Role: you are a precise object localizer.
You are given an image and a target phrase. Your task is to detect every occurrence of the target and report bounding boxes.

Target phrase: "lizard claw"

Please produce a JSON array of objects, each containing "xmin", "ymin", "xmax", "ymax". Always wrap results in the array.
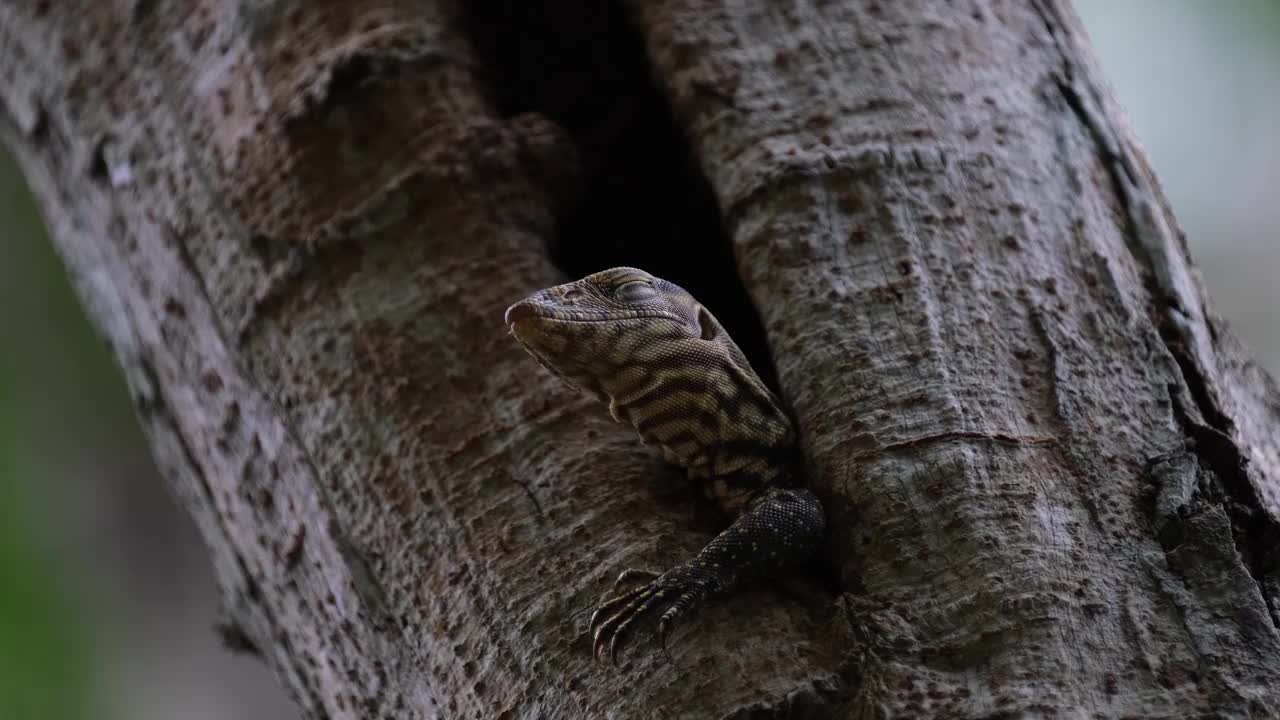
[
  {"xmin": 657, "ymin": 591, "xmax": 696, "ymax": 659},
  {"xmin": 588, "ymin": 566, "xmax": 709, "ymax": 664},
  {"xmin": 571, "ymin": 571, "xmax": 657, "ymax": 626},
  {"xmin": 611, "ymin": 568, "xmax": 660, "ymax": 591}
]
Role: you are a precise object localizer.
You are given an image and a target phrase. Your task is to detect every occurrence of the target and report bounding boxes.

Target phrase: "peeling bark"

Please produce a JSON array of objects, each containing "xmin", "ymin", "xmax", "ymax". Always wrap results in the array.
[{"xmin": 2, "ymin": 1, "xmax": 1278, "ymax": 718}]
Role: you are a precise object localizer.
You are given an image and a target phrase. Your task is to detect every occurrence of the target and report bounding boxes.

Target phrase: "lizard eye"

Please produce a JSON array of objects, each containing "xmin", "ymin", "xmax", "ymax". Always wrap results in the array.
[{"xmin": 614, "ymin": 280, "xmax": 657, "ymax": 304}]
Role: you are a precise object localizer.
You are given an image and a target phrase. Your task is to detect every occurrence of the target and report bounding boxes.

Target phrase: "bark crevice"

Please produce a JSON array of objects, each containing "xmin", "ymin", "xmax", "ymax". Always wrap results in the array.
[{"xmin": 1039, "ymin": 0, "xmax": 1280, "ymax": 632}]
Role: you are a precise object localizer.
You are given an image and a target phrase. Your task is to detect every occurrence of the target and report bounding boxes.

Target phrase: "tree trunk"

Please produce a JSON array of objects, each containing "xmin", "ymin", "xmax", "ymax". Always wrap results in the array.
[{"xmin": 3, "ymin": 0, "xmax": 1277, "ymax": 717}]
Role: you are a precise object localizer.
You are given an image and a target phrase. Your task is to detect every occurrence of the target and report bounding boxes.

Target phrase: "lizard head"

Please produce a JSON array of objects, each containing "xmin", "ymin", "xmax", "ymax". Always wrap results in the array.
[
  {"xmin": 506, "ymin": 266, "xmax": 795, "ymax": 486},
  {"xmin": 505, "ymin": 267, "xmax": 737, "ymax": 402}
]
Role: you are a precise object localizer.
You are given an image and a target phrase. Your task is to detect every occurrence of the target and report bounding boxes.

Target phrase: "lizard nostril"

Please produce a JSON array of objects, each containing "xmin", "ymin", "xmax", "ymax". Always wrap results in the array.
[{"xmin": 562, "ymin": 288, "xmax": 582, "ymax": 303}]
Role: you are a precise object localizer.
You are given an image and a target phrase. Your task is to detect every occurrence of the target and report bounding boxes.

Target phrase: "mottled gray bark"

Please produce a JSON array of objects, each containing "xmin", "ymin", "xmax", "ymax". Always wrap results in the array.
[
  {"xmin": 632, "ymin": 1, "xmax": 1280, "ymax": 715},
  {"xmin": 2, "ymin": 0, "xmax": 1277, "ymax": 718}
]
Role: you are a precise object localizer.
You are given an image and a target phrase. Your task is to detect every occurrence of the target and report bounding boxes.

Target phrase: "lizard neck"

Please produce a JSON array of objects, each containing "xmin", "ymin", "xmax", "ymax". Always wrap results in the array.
[{"xmin": 599, "ymin": 339, "xmax": 797, "ymax": 511}]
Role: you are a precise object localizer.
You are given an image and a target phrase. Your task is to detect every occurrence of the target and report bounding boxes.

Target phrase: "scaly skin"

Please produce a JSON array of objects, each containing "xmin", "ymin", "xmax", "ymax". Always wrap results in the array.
[{"xmin": 505, "ymin": 267, "xmax": 825, "ymax": 662}]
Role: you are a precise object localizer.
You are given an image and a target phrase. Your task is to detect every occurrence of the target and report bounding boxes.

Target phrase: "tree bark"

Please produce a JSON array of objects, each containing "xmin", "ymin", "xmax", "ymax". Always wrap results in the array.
[{"xmin": 3, "ymin": 0, "xmax": 1278, "ymax": 718}]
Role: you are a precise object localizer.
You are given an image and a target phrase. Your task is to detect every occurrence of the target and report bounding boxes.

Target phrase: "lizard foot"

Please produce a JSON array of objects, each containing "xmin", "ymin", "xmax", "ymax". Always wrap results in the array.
[
  {"xmin": 588, "ymin": 565, "xmax": 712, "ymax": 664},
  {"xmin": 586, "ymin": 488, "xmax": 826, "ymax": 664}
]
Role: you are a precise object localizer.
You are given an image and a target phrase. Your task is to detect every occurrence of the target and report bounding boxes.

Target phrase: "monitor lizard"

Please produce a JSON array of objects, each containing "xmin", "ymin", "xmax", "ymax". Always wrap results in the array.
[{"xmin": 505, "ymin": 266, "xmax": 825, "ymax": 663}]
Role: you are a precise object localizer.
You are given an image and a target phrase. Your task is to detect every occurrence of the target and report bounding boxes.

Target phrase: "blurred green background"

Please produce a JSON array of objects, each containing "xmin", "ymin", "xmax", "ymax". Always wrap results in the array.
[{"xmin": 0, "ymin": 4, "xmax": 1276, "ymax": 719}]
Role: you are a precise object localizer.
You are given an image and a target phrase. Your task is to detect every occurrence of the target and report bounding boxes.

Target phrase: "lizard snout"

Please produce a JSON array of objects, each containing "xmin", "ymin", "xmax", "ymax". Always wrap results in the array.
[{"xmin": 504, "ymin": 301, "xmax": 540, "ymax": 327}]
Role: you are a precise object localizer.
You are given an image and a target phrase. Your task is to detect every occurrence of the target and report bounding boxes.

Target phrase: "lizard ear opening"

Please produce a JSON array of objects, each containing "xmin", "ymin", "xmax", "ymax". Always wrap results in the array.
[{"xmin": 696, "ymin": 306, "xmax": 717, "ymax": 341}]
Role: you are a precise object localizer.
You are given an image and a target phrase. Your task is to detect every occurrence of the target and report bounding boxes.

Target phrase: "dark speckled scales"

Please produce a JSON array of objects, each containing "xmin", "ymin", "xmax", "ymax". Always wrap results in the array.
[{"xmin": 506, "ymin": 268, "xmax": 826, "ymax": 662}]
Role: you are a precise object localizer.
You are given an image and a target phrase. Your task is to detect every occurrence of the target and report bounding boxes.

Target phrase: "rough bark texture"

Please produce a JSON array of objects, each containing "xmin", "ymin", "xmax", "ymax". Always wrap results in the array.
[{"xmin": 2, "ymin": 1, "xmax": 1278, "ymax": 718}]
